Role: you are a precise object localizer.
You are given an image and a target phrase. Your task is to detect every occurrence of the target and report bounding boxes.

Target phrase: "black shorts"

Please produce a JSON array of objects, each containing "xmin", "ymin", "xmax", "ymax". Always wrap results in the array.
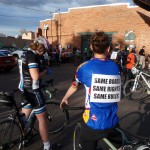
[
  {"xmin": 21, "ymin": 89, "xmax": 46, "ymax": 114},
  {"xmin": 79, "ymin": 122, "xmax": 122, "ymax": 150}
]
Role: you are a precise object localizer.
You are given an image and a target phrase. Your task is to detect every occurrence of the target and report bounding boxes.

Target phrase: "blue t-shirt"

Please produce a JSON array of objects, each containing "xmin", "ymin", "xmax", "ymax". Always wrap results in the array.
[{"xmin": 75, "ymin": 58, "xmax": 121, "ymax": 130}]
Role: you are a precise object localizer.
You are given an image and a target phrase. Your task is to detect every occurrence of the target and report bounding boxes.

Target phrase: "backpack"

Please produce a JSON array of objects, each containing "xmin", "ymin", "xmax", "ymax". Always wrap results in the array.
[{"xmin": 134, "ymin": 53, "xmax": 139, "ymax": 64}]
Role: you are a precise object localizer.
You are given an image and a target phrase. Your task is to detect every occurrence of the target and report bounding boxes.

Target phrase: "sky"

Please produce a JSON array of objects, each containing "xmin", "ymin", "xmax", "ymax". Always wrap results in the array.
[{"xmin": 0, "ymin": 0, "xmax": 134, "ymax": 37}]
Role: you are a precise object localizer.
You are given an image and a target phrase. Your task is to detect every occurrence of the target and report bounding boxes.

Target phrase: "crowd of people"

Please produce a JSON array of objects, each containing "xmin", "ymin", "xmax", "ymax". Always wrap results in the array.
[
  {"xmin": 110, "ymin": 43, "xmax": 150, "ymax": 80},
  {"xmin": 17, "ymin": 33, "xmax": 149, "ymax": 150}
]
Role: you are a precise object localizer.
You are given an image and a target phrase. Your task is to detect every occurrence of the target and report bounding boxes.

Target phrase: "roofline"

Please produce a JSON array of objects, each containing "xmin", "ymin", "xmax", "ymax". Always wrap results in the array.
[{"xmin": 40, "ymin": 3, "xmax": 137, "ymax": 22}]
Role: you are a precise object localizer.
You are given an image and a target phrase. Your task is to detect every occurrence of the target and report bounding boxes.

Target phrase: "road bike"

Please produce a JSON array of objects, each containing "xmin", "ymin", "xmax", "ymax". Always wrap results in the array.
[
  {"xmin": 59, "ymin": 105, "xmax": 150, "ymax": 150},
  {"xmin": 123, "ymin": 67, "xmax": 150, "ymax": 100},
  {"xmin": 0, "ymin": 79, "xmax": 68, "ymax": 150},
  {"xmin": 58, "ymin": 105, "xmax": 149, "ymax": 150},
  {"xmin": 73, "ymin": 122, "xmax": 150, "ymax": 150}
]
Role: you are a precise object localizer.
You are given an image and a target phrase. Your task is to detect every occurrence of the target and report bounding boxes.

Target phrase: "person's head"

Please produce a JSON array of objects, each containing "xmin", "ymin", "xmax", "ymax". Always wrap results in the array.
[
  {"xmin": 89, "ymin": 31, "xmax": 110, "ymax": 55},
  {"xmin": 128, "ymin": 44, "xmax": 135, "ymax": 53},
  {"xmin": 29, "ymin": 36, "xmax": 50, "ymax": 56},
  {"xmin": 142, "ymin": 46, "xmax": 146, "ymax": 49},
  {"xmin": 115, "ymin": 42, "xmax": 120, "ymax": 49}
]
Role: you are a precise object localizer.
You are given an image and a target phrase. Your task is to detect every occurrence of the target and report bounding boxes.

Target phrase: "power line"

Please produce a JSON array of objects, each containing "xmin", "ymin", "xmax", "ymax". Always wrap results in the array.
[{"xmin": 0, "ymin": 0, "xmax": 50, "ymax": 12}]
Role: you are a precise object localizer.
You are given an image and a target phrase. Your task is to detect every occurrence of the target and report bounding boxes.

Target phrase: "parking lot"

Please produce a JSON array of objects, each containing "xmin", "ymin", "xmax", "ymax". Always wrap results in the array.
[{"xmin": 0, "ymin": 63, "xmax": 149, "ymax": 150}]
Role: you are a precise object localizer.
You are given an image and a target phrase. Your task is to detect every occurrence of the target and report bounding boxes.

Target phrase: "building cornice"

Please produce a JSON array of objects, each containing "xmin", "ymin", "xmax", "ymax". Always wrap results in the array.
[{"xmin": 40, "ymin": 3, "xmax": 138, "ymax": 22}]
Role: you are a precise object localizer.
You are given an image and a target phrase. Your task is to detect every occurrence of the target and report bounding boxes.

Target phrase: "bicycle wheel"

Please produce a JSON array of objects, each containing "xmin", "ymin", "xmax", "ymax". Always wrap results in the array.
[
  {"xmin": 123, "ymin": 79, "xmax": 145, "ymax": 100},
  {"xmin": 0, "ymin": 118, "xmax": 23, "ymax": 150},
  {"xmin": 46, "ymin": 101, "xmax": 69, "ymax": 134},
  {"xmin": 73, "ymin": 123, "xmax": 82, "ymax": 150}
]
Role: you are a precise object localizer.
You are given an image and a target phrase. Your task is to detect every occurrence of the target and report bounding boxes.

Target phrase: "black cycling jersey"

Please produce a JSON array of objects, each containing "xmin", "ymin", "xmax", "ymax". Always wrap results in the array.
[
  {"xmin": 111, "ymin": 48, "xmax": 126, "ymax": 67},
  {"xmin": 18, "ymin": 50, "xmax": 46, "ymax": 111},
  {"xmin": 18, "ymin": 50, "xmax": 42, "ymax": 90}
]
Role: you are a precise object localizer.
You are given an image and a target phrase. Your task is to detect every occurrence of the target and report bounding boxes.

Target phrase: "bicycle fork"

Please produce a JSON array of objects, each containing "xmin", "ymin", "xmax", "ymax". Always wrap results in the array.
[{"xmin": 131, "ymin": 78, "xmax": 139, "ymax": 92}]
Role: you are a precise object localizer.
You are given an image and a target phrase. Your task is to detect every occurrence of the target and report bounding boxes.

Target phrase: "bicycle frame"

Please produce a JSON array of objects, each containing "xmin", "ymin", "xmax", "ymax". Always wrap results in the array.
[{"xmin": 132, "ymin": 71, "xmax": 150, "ymax": 92}]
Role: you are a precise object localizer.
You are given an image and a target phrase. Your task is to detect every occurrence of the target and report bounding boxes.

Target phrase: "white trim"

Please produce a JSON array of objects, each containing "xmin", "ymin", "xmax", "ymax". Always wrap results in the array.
[{"xmin": 28, "ymin": 63, "xmax": 38, "ymax": 66}]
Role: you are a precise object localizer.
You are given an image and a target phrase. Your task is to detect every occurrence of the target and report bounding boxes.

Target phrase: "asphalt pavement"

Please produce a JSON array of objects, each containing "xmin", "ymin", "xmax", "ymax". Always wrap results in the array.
[{"xmin": 0, "ymin": 63, "xmax": 149, "ymax": 150}]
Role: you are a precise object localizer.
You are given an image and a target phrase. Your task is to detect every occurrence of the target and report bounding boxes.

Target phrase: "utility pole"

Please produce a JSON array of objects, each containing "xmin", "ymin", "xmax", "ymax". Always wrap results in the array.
[
  {"xmin": 50, "ymin": 12, "xmax": 53, "ymax": 43},
  {"xmin": 58, "ymin": 9, "xmax": 61, "ymax": 45}
]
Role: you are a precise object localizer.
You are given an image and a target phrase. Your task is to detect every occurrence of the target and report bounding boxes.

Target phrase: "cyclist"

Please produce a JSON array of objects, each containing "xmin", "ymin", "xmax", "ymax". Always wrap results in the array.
[
  {"xmin": 60, "ymin": 31, "xmax": 121, "ymax": 150},
  {"xmin": 74, "ymin": 48, "xmax": 82, "ymax": 65},
  {"xmin": 126, "ymin": 44, "xmax": 137, "ymax": 80},
  {"xmin": 18, "ymin": 36, "xmax": 51, "ymax": 150},
  {"xmin": 110, "ymin": 42, "xmax": 126, "ymax": 68}
]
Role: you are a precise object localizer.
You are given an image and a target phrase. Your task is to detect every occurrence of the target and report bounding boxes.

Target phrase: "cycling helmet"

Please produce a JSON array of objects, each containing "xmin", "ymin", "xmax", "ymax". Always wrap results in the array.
[
  {"xmin": 35, "ymin": 36, "xmax": 50, "ymax": 51},
  {"xmin": 129, "ymin": 44, "xmax": 135, "ymax": 49},
  {"xmin": 131, "ymin": 67, "xmax": 139, "ymax": 75}
]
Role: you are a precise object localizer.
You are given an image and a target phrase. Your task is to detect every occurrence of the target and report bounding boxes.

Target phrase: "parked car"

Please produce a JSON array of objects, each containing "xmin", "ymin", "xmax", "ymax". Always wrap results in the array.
[
  {"xmin": 11, "ymin": 46, "xmax": 28, "ymax": 61},
  {"xmin": 0, "ymin": 45, "xmax": 20, "ymax": 56},
  {"xmin": 22, "ymin": 46, "xmax": 31, "ymax": 51},
  {"xmin": 0, "ymin": 45, "xmax": 19, "ymax": 52},
  {"xmin": 0, "ymin": 49, "xmax": 11, "ymax": 56},
  {"xmin": 0, "ymin": 52, "xmax": 17, "ymax": 71}
]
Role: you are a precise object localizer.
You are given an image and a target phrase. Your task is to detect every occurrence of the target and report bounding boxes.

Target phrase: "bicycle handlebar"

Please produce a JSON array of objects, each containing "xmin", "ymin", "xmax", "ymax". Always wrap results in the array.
[{"xmin": 62, "ymin": 104, "xmax": 84, "ymax": 110}]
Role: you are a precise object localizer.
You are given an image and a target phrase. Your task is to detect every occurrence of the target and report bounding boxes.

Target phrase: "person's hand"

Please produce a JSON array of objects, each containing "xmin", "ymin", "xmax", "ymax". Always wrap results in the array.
[
  {"xmin": 47, "ymin": 67, "xmax": 53, "ymax": 76},
  {"xmin": 60, "ymin": 99, "xmax": 69, "ymax": 109}
]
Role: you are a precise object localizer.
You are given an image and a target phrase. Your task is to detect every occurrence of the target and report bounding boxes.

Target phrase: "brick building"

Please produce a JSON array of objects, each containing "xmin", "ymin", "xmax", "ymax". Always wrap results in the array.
[
  {"xmin": 22, "ymin": 31, "xmax": 35, "ymax": 40},
  {"xmin": 37, "ymin": 3, "xmax": 150, "ymax": 55},
  {"xmin": 0, "ymin": 36, "xmax": 33, "ymax": 49}
]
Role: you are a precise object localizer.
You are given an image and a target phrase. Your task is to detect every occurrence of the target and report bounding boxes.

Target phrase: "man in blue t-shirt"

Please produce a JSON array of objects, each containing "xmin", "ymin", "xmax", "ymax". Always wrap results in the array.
[{"xmin": 60, "ymin": 31, "xmax": 121, "ymax": 150}]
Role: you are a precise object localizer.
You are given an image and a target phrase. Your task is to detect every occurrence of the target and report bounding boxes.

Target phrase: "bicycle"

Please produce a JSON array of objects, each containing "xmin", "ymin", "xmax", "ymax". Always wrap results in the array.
[
  {"xmin": 0, "ymin": 79, "xmax": 69, "ymax": 150},
  {"xmin": 60, "ymin": 105, "xmax": 150, "ymax": 150},
  {"xmin": 73, "ymin": 122, "xmax": 150, "ymax": 150},
  {"xmin": 123, "ymin": 66, "xmax": 150, "ymax": 100}
]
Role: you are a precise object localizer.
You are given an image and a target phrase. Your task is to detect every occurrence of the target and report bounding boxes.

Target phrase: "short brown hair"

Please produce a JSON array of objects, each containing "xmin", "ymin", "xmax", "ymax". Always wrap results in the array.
[{"xmin": 90, "ymin": 31, "xmax": 110, "ymax": 54}]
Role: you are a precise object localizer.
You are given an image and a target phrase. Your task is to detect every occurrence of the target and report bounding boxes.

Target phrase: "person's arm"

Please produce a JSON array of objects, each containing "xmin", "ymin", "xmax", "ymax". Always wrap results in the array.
[
  {"xmin": 60, "ymin": 85, "xmax": 78, "ymax": 109},
  {"xmin": 29, "ymin": 68, "xmax": 40, "ymax": 80}
]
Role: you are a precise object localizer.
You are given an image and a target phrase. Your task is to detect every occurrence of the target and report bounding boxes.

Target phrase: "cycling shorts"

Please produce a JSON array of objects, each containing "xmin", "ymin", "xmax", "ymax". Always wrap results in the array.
[
  {"xmin": 79, "ymin": 122, "xmax": 122, "ymax": 150},
  {"xmin": 21, "ymin": 89, "xmax": 46, "ymax": 114}
]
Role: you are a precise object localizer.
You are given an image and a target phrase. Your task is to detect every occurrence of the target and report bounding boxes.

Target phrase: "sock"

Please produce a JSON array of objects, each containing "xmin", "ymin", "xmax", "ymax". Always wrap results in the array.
[{"xmin": 43, "ymin": 141, "xmax": 50, "ymax": 150}]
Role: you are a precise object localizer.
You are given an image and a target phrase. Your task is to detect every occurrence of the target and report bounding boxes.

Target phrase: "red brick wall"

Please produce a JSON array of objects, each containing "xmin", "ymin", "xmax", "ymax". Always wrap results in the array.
[{"xmin": 39, "ymin": 3, "xmax": 150, "ymax": 54}]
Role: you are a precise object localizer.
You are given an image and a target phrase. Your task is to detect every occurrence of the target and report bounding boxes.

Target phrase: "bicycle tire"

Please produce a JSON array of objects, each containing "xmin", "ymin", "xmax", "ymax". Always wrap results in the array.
[
  {"xmin": 46, "ymin": 101, "xmax": 69, "ymax": 134},
  {"xmin": 73, "ymin": 123, "xmax": 82, "ymax": 150},
  {"xmin": 123, "ymin": 79, "xmax": 145, "ymax": 100},
  {"xmin": 0, "ymin": 118, "xmax": 23, "ymax": 150}
]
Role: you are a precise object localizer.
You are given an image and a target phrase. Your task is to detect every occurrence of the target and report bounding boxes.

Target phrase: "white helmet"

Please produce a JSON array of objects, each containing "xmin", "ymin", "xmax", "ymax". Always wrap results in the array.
[
  {"xmin": 131, "ymin": 67, "xmax": 139, "ymax": 75},
  {"xmin": 129, "ymin": 44, "xmax": 135, "ymax": 49},
  {"xmin": 35, "ymin": 36, "xmax": 50, "ymax": 51}
]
